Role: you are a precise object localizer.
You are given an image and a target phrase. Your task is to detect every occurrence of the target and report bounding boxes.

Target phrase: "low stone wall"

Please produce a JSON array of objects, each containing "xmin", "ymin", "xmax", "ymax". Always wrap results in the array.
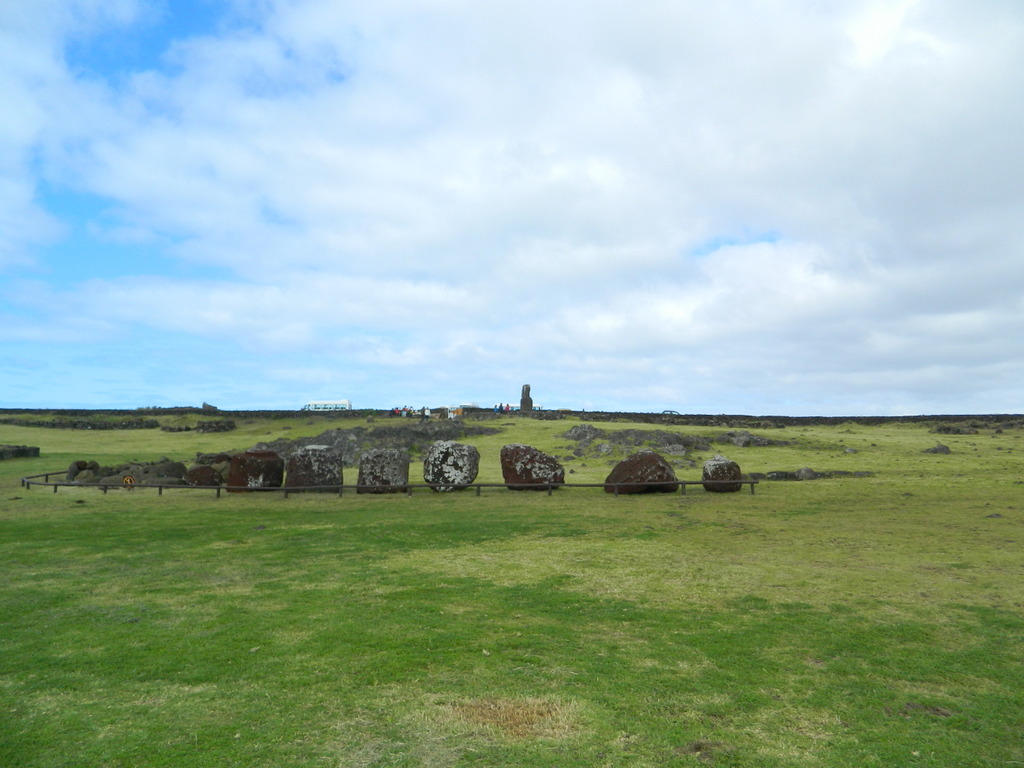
[{"xmin": 0, "ymin": 445, "xmax": 39, "ymax": 460}]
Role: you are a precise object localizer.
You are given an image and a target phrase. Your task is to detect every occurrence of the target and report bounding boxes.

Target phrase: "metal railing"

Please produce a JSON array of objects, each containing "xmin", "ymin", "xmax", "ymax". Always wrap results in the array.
[{"xmin": 20, "ymin": 471, "xmax": 757, "ymax": 497}]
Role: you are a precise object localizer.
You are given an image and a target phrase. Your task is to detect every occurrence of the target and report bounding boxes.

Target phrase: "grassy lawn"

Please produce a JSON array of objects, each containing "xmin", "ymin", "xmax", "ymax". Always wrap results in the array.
[{"xmin": 1, "ymin": 414, "xmax": 1022, "ymax": 766}]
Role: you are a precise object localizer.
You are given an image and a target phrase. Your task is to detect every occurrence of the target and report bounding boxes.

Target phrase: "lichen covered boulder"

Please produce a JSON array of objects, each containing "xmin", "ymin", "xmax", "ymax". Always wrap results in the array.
[
  {"xmin": 286, "ymin": 445, "xmax": 343, "ymax": 492},
  {"xmin": 357, "ymin": 448, "xmax": 410, "ymax": 494},
  {"xmin": 500, "ymin": 444, "xmax": 565, "ymax": 490},
  {"xmin": 423, "ymin": 440, "xmax": 479, "ymax": 491},
  {"xmin": 227, "ymin": 450, "xmax": 285, "ymax": 492},
  {"xmin": 702, "ymin": 454, "xmax": 742, "ymax": 492},
  {"xmin": 604, "ymin": 450, "xmax": 678, "ymax": 494}
]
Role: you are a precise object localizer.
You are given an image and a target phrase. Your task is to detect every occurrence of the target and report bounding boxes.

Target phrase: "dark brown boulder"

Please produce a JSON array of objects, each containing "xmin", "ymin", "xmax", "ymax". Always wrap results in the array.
[
  {"xmin": 500, "ymin": 444, "xmax": 564, "ymax": 490},
  {"xmin": 286, "ymin": 446, "xmax": 343, "ymax": 492},
  {"xmin": 227, "ymin": 450, "xmax": 285, "ymax": 492},
  {"xmin": 702, "ymin": 454, "xmax": 742, "ymax": 492},
  {"xmin": 604, "ymin": 450, "xmax": 678, "ymax": 494},
  {"xmin": 357, "ymin": 449, "xmax": 410, "ymax": 494},
  {"xmin": 184, "ymin": 465, "xmax": 223, "ymax": 487}
]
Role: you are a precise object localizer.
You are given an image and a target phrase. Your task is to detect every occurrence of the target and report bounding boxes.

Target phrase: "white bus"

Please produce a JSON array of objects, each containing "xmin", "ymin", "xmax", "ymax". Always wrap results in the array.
[{"xmin": 301, "ymin": 400, "xmax": 352, "ymax": 411}]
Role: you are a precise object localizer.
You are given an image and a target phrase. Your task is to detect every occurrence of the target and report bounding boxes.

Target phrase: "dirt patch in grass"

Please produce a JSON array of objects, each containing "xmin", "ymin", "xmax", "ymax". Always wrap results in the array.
[
  {"xmin": 889, "ymin": 701, "xmax": 956, "ymax": 718},
  {"xmin": 678, "ymin": 738, "xmax": 734, "ymax": 763},
  {"xmin": 446, "ymin": 697, "xmax": 576, "ymax": 739}
]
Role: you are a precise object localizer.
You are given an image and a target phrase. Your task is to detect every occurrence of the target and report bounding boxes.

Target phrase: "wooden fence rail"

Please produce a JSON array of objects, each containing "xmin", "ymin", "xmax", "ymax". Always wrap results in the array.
[{"xmin": 20, "ymin": 471, "xmax": 758, "ymax": 497}]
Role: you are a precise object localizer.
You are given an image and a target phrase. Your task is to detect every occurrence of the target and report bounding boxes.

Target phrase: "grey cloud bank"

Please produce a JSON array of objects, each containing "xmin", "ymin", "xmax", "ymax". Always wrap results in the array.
[{"xmin": 1, "ymin": 0, "xmax": 1022, "ymax": 414}]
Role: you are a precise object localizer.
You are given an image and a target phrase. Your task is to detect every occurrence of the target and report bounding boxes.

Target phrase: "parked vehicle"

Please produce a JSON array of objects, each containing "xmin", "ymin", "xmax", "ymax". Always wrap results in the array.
[{"xmin": 301, "ymin": 400, "xmax": 352, "ymax": 411}]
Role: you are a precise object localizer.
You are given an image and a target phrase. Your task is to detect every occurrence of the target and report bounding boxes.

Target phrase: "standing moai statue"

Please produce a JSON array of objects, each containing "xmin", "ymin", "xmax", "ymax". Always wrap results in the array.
[{"xmin": 520, "ymin": 384, "xmax": 533, "ymax": 412}]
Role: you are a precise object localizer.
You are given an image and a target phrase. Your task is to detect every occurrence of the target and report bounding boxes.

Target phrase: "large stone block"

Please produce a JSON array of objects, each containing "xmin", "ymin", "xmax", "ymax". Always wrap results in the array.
[
  {"xmin": 604, "ymin": 450, "xmax": 678, "ymax": 494},
  {"xmin": 423, "ymin": 440, "xmax": 479, "ymax": 492},
  {"xmin": 357, "ymin": 448, "xmax": 410, "ymax": 494},
  {"xmin": 286, "ymin": 445, "xmax": 343, "ymax": 492},
  {"xmin": 500, "ymin": 444, "xmax": 564, "ymax": 490},
  {"xmin": 702, "ymin": 454, "xmax": 742, "ymax": 493},
  {"xmin": 227, "ymin": 450, "xmax": 285, "ymax": 492}
]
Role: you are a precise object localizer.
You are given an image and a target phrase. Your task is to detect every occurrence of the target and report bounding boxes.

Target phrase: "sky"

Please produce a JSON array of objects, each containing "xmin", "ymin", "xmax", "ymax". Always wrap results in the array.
[{"xmin": 2, "ymin": 0, "xmax": 1023, "ymax": 415}]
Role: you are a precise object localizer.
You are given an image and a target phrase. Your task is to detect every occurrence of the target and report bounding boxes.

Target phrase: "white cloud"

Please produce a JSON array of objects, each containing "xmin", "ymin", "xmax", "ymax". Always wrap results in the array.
[{"xmin": 2, "ymin": 0, "xmax": 1023, "ymax": 412}]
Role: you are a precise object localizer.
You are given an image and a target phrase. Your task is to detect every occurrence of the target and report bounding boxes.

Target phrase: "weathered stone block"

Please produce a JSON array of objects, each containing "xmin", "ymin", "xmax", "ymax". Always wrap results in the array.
[
  {"xmin": 357, "ymin": 449, "xmax": 410, "ymax": 494},
  {"xmin": 227, "ymin": 450, "xmax": 285, "ymax": 492},
  {"xmin": 286, "ymin": 445, "xmax": 343, "ymax": 491}
]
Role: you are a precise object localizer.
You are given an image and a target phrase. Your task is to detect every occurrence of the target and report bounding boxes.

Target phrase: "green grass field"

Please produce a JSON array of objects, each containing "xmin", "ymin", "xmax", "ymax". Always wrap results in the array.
[{"xmin": 1, "ymin": 413, "xmax": 1022, "ymax": 766}]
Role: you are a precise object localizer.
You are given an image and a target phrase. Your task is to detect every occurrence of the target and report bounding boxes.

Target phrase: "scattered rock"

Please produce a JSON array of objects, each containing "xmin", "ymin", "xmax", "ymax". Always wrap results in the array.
[
  {"xmin": 562, "ymin": 426, "xmax": 711, "ymax": 456},
  {"xmin": 195, "ymin": 420, "xmax": 236, "ymax": 433},
  {"xmin": 718, "ymin": 430, "xmax": 788, "ymax": 447},
  {"xmin": 924, "ymin": 443, "xmax": 952, "ymax": 454},
  {"xmin": 67, "ymin": 457, "xmax": 188, "ymax": 485},
  {"xmin": 563, "ymin": 424, "xmax": 602, "ymax": 442},
  {"xmin": 500, "ymin": 444, "xmax": 565, "ymax": 490},
  {"xmin": 702, "ymin": 454, "xmax": 743, "ymax": 492},
  {"xmin": 251, "ymin": 421, "xmax": 499, "ymax": 463},
  {"xmin": 184, "ymin": 465, "xmax": 223, "ymax": 487},
  {"xmin": 604, "ymin": 450, "xmax": 679, "ymax": 494},
  {"xmin": 423, "ymin": 441, "xmax": 480, "ymax": 492},
  {"xmin": 795, "ymin": 467, "xmax": 818, "ymax": 481},
  {"xmin": 931, "ymin": 424, "xmax": 977, "ymax": 435}
]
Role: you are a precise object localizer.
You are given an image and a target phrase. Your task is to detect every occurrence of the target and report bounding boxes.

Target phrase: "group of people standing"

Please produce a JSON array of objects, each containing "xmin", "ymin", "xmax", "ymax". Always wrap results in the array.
[
  {"xmin": 389, "ymin": 406, "xmax": 430, "ymax": 421},
  {"xmin": 493, "ymin": 403, "xmax": 514, "ymax": 413}
]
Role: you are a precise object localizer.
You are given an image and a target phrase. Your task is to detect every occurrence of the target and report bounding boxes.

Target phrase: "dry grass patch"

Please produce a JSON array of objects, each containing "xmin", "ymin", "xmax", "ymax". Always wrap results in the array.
[{"xmin": 445, "ymin": 696, "xmax": 578, "ymax": 740}]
